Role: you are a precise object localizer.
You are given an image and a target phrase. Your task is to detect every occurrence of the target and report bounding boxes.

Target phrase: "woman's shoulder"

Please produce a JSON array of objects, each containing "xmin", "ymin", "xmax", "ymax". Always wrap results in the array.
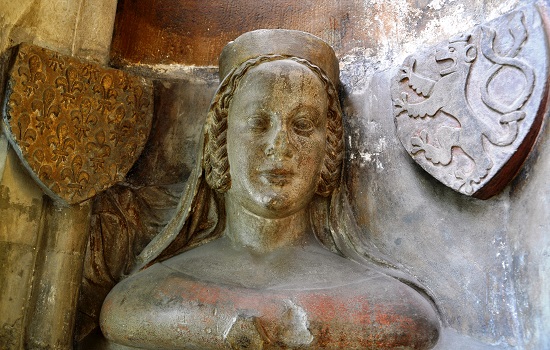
[{"xmin": 159, "ymin": 235, "xmax": 387, "ymax": 289}]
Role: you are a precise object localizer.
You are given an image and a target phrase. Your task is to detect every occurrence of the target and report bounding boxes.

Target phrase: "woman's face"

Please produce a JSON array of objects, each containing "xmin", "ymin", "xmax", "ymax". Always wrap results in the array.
[{"xmin": 226, "ymin": 60, "xmax": 328, "ymax": 219}]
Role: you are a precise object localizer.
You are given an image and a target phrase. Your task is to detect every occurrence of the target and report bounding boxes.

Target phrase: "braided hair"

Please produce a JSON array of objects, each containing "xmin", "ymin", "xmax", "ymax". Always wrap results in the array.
[{"xmin": 204, "ymin": 54, "xmax": 343, "ymax": 197}]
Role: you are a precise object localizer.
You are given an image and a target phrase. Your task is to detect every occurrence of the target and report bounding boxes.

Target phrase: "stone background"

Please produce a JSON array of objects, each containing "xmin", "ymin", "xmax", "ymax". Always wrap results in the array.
[{"xmin": 1, "ymin": 0, "xmax": 549, "ymax": 349}]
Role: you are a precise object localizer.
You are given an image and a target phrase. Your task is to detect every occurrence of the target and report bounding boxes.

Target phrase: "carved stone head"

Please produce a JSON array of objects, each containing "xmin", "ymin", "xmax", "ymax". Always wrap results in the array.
[{"xmin": 203, "ymin": 30, "xmax": 344, "ymax": 206}]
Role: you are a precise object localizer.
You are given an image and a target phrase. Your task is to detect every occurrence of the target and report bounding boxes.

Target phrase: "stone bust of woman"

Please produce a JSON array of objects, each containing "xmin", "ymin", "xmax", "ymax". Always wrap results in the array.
[{"xmin": 101, "ymin": 29, "xmax": 440, "ymax": 349}]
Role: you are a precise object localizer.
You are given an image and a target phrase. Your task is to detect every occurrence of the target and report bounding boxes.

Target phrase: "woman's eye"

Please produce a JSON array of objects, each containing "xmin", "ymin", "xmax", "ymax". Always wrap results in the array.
[
  {"xmin": 293, "ymin": 117, "xmax": 315, "ymax": 135},
  {"xmin": 247, "ymin": 116, "xmax": 270, "ymax": 132}
]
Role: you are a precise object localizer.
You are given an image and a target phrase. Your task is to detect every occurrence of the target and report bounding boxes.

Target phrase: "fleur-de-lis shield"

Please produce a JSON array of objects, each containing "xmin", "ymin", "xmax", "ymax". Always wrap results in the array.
[{"xmin": 2, "ymin": 44, "xmax": 154, "ymax": 205}]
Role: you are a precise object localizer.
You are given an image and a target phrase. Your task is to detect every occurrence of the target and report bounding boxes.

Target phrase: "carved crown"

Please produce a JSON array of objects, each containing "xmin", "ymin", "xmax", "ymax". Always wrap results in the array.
[
  {"xmin": 218, "ymin": 29, "xmax": 340, "ymax": 86},
  {"xmin": 449, "ymin": 33, "xmax": 472, "ymax": 43}
]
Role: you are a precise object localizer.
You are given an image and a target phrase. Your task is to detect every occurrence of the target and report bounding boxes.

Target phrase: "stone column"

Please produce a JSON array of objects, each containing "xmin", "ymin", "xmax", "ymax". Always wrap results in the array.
[
  {"xmin": 25, "ymin": 201, "xmax": 92, "ymax": 349},
  {"xmin": 0, "ymin": 1, "xmax": 118, "ymax": 348}
]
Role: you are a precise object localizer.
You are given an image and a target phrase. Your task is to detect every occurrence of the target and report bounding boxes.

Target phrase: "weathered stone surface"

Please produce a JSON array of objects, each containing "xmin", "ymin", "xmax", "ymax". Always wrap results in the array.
[
  {"xmin": 392, "ymin": 5, "xmax": 548, "ymax": 198},
  {"xmin": 76, "ymin": 74, "xmax": 216, "ymax": 340},
  {"xmin": 0, "ymin": 0, "xmax": 117, "ymax": 64},
  {"xmin": 0, "ymin": 1, "xmax": 119, "ymax": 349},
  {"xmin": 2, "ymin": 43, "xmax": 154, "ymax": 204},
  {"xmin": 0, "ymin": 134, "xmax": 7, "ymax": 183},
  {"xmin": 343, "ymin": 3, "xmax": 550, "ymax": 346},
  {"xmin": 0, "ymin": 243, "xmax": 36, "ymax": 348},
  {"xmin": 127, "ymin": 74, "xmax": 218, "ymax": 186},
  {"xmin": 109, "ymin": 0, "xmax": 525, "ymax": 68},
  {"xmin": 25, "ymin": 200, "xmax": 91, "ymax": 349},
  {"xmin": 70, "ymin": 0, "xmax": 118, "ymax": 64},
  {"xmin": 102, "ymin": 254, "xmax": 439, "ymax": 349},
  {"xmin": 506, "ymin": 51, "xmax": 550, "ymax": 347},
  {"xmin": 0, "ymin": 148, "xmax": 44, "ymax": 349}
]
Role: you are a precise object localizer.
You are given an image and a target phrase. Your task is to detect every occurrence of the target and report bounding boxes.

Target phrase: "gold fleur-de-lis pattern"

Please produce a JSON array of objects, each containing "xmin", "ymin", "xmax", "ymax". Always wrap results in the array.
[{"xmin": 3, "ymin": 44, "xmax": 153, "ymax": 204}]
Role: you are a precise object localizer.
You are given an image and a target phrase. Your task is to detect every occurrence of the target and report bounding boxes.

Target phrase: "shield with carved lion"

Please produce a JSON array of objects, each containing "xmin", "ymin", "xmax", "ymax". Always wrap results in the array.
[{"xmin": 392, "ymin": 6, "xmax": 549, "ymax": 199}]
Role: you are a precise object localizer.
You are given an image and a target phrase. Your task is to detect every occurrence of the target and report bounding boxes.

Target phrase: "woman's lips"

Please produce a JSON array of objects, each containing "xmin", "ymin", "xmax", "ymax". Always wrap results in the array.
[{"xmin": 259, "ymin": 168, "xmax": 294, "ymax": 185}]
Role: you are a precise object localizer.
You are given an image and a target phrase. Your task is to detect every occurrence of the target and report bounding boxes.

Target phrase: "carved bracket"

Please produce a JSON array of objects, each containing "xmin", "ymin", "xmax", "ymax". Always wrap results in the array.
[
  {"xmin": 392, "ymin": 6, "xmax": 549, "ymax": 199},
  {"xmin": 1, "ymin": 44, "xmax": 153, "ymax": 204}
]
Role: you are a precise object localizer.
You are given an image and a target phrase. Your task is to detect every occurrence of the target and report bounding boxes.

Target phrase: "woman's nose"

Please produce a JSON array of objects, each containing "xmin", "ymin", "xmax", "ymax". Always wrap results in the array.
[{"xmin": 265, "ymin": 123, "xmax": 292, "ymax": 159}]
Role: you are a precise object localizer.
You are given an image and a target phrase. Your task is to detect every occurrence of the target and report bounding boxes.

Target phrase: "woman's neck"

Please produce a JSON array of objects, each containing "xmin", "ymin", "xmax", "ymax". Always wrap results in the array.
[{"xmin": 225, "ymin": 195, "xmax": 311, "ymax": 253}]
